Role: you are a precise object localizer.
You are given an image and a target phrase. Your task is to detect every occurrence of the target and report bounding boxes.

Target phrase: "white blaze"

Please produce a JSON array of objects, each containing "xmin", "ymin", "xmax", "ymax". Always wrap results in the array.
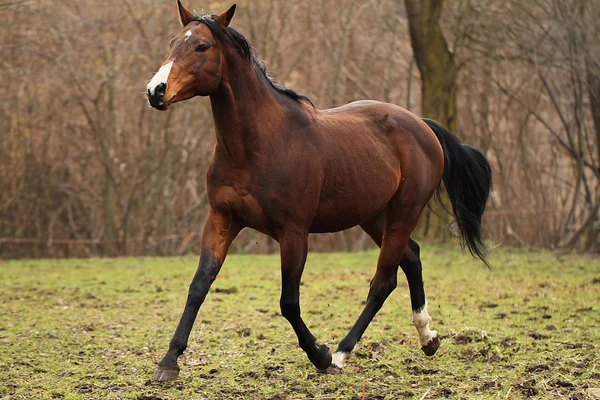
[
  {"xmin": 147, "ymin": 60, "xmax": 174, "ymax": 96},
  {"xmin": 412, "ymin": 303, "xmax": 438, "ymax": 346},
  {"xmin": 184, "ymin": 30, "xmax": 193, "ymax": 42}
]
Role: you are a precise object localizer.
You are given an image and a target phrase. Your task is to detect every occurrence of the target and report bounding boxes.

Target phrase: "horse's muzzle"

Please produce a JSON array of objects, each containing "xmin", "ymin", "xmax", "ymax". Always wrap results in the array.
[{"xmin": 147, "ymin": 83, "xmax": 169, "ymax": 110}]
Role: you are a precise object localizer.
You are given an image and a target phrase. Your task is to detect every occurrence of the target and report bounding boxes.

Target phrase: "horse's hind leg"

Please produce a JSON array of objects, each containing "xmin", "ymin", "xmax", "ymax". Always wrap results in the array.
[
  {"xmin": 363, "ymin": 218, "xmax": 439, "ymax": 355},
  {"xmin": 400, "ymin": 240, "xmax": 440, "ymax": 356},
  {"xmin": 332, "ymin": 216, "xmax": 439, "ymax": 368},
  {"xmin": 332, "ymin": 212, "xmax": 418, "ymax": 369}
]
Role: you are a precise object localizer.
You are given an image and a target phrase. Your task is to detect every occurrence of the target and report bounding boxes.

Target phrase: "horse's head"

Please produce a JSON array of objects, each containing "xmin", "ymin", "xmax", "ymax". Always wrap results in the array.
[{"xmin": 147, "ymin": 1, "xmax": 236, "ymax": 110}]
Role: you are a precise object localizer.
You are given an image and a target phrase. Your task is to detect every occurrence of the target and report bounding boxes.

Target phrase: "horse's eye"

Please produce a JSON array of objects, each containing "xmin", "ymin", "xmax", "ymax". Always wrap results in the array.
[{"xmin": 196, "ymin": 44, "xmax": 210, "ymax": 52}]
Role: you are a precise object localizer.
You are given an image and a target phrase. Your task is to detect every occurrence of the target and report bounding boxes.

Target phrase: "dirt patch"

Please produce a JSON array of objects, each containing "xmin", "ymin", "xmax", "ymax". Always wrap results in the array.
[
  {"xmin": 479, "ymin": 302, "xmax": 498, "ymax": 309},
  {"xmin": 407, "ymin": 365, "xmax": 439, "ymax": 375},
  {"xmin": 264, "ymin": 365, "xmax": 284, "ymax": 378},
  {"xmin": 437, "ymin": 387, "xmax": 453, "ymax": 397},
  {"xmin": 453, "ymin": 334, "xmax": 470, "ymax": 344},
  {"xmin": 528, "ymin": 331, "xmax": 549, "ymax": 340},
  {"xmin": 526, "ymin": 363, "xmax": 550, "ymax": 373},
  {"xmin": 237, "ymin": 327, "xmax": 251, "ymax": 337},
  {"xmin": 513, "ymin": 379, "xmax": 539, "ymax": 396},
  {"xmin": 478, "ymin": 379, "xmax": 500, "ymax": 391},
  {"xmin": 551, "ymin": 380, "xmax": 575, "ymax": 388},
  {"xmin": 74, "ymin": 383, "xmax": 95, "ymax": 394},
  {"xmin": 213, "ymin": 286, "xmax": 239, "ymax": 294}
]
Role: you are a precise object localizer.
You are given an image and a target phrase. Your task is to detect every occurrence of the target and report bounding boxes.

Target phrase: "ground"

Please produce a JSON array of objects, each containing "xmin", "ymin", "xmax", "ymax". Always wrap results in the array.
[{"xmin": 0, "ymin": 245, "xmax": 599, "ymax": 399}]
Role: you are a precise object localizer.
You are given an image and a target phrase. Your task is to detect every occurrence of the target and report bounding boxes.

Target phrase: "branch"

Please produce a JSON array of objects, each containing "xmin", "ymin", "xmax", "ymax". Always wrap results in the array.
[
  {"xmin": 483, "ymin": 68, "xmax": 600, "ymax": 179},
  {"xmin": 561, "ymin": 202, "xmax": 600, "ymax": 248}
]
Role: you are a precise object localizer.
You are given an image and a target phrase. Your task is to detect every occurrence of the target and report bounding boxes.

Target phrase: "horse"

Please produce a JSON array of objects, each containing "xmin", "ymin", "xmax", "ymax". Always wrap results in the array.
[{"xmin": 146, "ymin": 1, "xmax": 492, "ymax": 381}]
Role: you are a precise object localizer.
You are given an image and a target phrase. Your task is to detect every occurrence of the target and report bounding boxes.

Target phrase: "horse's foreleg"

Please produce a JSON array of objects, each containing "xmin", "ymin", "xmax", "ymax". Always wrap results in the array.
[
  {"xmin": 400, "ymin": 239, "xmax": 439, "ymax": 356},
  {"xmin": 279, "ymin": 230, "xmax": 332, "ymax": 371},
  {"xmin": 152, "ymin": 209, "xmax": 242, "ymax": 381}
]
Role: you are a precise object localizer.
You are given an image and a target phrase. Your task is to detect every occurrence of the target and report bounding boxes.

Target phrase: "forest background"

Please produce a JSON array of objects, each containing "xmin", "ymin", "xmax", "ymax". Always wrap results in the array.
[{"xmin": 1, "ymin": 0, "xmax": 599, "ymax": 258}]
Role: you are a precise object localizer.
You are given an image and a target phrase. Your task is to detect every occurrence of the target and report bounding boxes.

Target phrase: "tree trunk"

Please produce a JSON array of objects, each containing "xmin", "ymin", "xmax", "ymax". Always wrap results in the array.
[
  {"xmin": 102, "ymin": 173, "xmax": 118, "ymax": 256},
  {"xmin": 405, "ymin": 0, "xmax": 458, "ymax": 239},
  {"xmin": 587, "ymin": 58, "xmax": 600, "ymax": 178},
  {"xmin": 584, "ymin": 57, "xmax": 600, "ymax": 250},
  {"xmin": 404, "ymin": 0, "xmax": 458, "ymax": 132}
]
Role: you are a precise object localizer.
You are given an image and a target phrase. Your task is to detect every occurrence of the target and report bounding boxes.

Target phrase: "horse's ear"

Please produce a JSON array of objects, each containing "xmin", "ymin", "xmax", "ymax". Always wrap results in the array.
[
  {"xmin": 215, "ymin": 4, "xmax": 236, "ymax": 29},
  {"xmin": 177, "ymin": 0, "xmax": 195, "ymax": 27}
]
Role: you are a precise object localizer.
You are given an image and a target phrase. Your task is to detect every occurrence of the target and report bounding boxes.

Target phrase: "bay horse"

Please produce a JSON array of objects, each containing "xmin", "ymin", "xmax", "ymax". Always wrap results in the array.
[{"xmin": 146, "ymin": 1, "xmax": 492, "ymax": 381}]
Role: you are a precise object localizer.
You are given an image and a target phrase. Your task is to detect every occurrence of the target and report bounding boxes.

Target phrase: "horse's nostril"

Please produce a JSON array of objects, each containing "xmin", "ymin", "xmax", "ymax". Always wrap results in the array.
[{"xmin": 156, "ymin": 83, "xmax": 166, "ymax": 97}]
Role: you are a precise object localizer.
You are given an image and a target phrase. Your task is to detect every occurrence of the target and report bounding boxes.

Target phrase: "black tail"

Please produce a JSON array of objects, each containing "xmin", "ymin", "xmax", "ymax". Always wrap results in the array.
[{"xmin": 423, "ymin": 118, "xmax": 492, "ymax": 268}]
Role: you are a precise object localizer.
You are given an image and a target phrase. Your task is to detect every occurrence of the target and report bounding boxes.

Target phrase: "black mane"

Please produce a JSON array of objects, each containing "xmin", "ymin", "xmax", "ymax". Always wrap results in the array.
[{"xmin": 193, "ymin": 15, "xmax": 313, "ymax": 106}]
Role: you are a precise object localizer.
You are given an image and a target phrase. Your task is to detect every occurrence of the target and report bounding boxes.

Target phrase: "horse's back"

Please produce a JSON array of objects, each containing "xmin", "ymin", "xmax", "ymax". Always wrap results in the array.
[
  {"xmin": 307, "ymin": 101, "xmax": 444, "ymax": 232},
  {"xmin": 317, "ymin": 100, "xmax": 443, "ymax": 184},
  {"xmin": 319, "ymin": 101, "xmax": 440, "ymax": 148}
]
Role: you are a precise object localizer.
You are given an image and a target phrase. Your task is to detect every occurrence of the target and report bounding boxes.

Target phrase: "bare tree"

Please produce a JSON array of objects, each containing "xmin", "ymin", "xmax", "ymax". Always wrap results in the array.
[
  {"xmin": 404, "ymin": 0, "xmax": 458, "ymax": 131},
  {"xmin": 2, "ymin": 0, "xmax": 598, "ymax": 257}
]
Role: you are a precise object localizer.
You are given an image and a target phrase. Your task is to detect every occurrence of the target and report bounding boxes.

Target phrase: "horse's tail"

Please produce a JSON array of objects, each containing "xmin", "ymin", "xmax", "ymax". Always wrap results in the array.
[{"xmin": 423, "ymin": 118, "xmax": 492, "ymax": 268}]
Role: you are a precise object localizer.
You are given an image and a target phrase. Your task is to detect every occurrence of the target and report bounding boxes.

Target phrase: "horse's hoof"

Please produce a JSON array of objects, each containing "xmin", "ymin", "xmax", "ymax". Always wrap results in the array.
[
  {"xmin": 152, "ymin": 365, "xmax": 180, "ymax": 381},
  {"xmin": 313, "ymin": 344, "xmax": 332, "ymax": 371},
  {"xmin": 318, "ymin": 363, "xmax": 343, "ymax": 374},
  {"xmin": 421, "ymin": 335, "xmax": 440, "ymax": 357}
]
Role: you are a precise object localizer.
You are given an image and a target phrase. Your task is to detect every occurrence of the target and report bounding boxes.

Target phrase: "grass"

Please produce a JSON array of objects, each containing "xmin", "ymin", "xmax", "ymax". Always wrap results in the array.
[{"xmin": 0, "ymin": 245, "xmax": 599, "ymax": 399}]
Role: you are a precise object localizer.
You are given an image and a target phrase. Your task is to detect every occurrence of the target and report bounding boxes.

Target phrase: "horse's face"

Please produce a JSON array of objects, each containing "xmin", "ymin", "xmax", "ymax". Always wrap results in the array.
[
  {"xmin": 147, "ymin": 1, "xmax": 235, "ymax": 111},
  {"xmin": 147, "ymin": 23, "xmax": 222, "ymax": 110}
]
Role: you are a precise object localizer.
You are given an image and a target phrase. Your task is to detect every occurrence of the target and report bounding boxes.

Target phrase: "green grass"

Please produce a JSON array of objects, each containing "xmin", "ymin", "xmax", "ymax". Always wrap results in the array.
[{"xmin": 0, "ymin": 246, "xmax": 599, "ymax": 399}]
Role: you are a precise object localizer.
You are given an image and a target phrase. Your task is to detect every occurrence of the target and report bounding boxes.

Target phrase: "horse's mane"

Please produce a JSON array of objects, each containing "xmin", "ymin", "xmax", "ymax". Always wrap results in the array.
[{"xmin": 193, "ymin": 15, "xmax": 313, "ymax": 106}]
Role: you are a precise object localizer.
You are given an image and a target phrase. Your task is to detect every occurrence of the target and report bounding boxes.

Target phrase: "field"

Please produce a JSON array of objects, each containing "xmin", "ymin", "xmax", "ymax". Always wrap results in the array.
[{"xmin": 1, "ymin": 246, "xmax": 599, "ymax": 399}]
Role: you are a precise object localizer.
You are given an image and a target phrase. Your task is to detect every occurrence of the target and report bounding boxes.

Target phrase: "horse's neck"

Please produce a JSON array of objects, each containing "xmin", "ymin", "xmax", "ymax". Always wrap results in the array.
[{"xmin": 209, "ymin": 62, "xmax": 285, "ymax": 162}]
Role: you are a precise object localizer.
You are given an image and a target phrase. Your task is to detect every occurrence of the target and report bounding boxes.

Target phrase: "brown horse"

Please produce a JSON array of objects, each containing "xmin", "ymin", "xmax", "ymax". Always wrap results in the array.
[{"xmin": 146, "ymin": 2, "xmax": 492, "ymax": 381}]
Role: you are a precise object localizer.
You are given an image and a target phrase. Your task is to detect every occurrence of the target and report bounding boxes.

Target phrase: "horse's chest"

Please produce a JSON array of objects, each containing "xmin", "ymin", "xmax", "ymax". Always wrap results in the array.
[
  {"xmin": 207, "ymin": 154, "xmax": 321, "ymax": 235},
  {"xmin": 207, "ymin": 179, "xmax": 284, "ymax": 237}
]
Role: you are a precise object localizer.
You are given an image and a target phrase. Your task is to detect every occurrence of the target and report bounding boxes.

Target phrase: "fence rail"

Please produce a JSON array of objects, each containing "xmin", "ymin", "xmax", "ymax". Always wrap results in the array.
[{"xmin": 0, "ymin": 232, "xmax": 201, "ymax": 245}]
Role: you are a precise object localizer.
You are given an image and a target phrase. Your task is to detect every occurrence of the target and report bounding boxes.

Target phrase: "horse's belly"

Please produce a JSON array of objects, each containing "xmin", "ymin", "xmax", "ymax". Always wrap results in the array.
[
  {"xmin": 309, "ymin": 210, "xmax": 382, "ymax": 233},
  {"xmin": 309, "ymin": 173, "xmax": 399, "ymax": 233}
]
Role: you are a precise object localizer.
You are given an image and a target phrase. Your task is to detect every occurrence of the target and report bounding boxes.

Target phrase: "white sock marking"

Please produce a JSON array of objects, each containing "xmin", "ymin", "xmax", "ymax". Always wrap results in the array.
[
  {"xmin": 412, "ymin": 303, "xmax": 438, "ymax": 346},
  {"xmin": 147, "ymin": 60, "xmax": 174, "ymax": 96},
  {"xmin": 331, "ymin": 345, "xmax": 354, "ymax": 369},
  {"xmin": 331, "ymin": 351, "xmax": 346, "ymax": 368}
]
